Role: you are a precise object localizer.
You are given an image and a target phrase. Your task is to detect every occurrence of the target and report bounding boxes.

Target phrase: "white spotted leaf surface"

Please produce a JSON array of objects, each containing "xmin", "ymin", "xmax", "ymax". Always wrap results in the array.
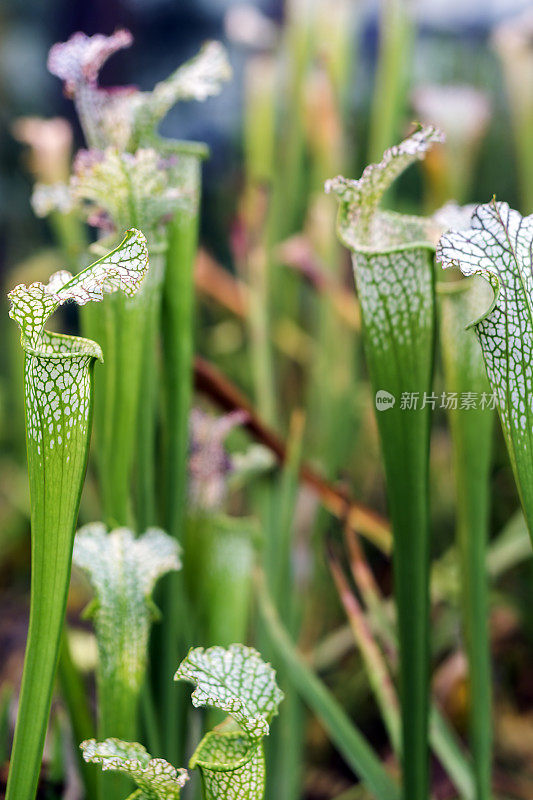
[
  {"xmin": 80, "ymin": 738, "xmax": 189, "ymax": 799},
  {"xmin": 73, "ymin": 524, "xmax": 181, "ymax": 694},
  {"xmin": 175, "ymin": 645, "xmax": 284, "ymax": 740},
  {"xmin": 437, "ymin": 200, "xmax": 533, "ymax": 540},
  {"xmin": 190, "ymin": 731, "xmax": 265, "ymax": 800},
  {"xmin": 7, "ymin": 227, "xmax": 148, "ymax": 469},
  {"xmin": 9, "ymin": 228, "xmax": 148, "ymax": 350},
  {"xmin": 325, "ymin": 127, "xmax": 439, "ymax": 411}
]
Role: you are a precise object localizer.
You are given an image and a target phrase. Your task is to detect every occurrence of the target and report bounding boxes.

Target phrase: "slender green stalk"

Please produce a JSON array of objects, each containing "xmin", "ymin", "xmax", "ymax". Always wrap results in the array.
[
  {"xmin": 346, "ymin": 530, "xmax": 475, "ymax": 800},
  {"xmin": 267, "ymin": 409, "xmax": 305, "ymax": 625},
  {"xmin": 440, "ymin": 277, "xmax": 494, "ymax": 800},
  {"xmin": 368, "ymin": 0, "xmax": 415, "ymax": 164},
  {"xmin": 184, "ymin": 513, "xmax": 257, "ymax": 647},
  {"xmin": 0, "ymin": 684, "xmax": 13, "ymax": 765},
  {"xmin": 272, "ymin": 0, "xmax": 314, "ymax": 240},
  {"xmin": 49, "ymin": 210, "xmax": 88, "ymax": 269},
  {"xmin": 265, "ymin": 410, "xmax": 306, "ymax": 800},
  {"xmin": 136, "ymin": 246, "xmax": 166, "ymax": 531},
  {"xmin": 242, "ymin": 56, "xmax": 277, "ymax": 425},
  {"xmin": 256, "ymin": 571, "xmax": 400, "ymax": 800},
  {"xmin": 492, "ymin": 12, "xmax": 533, "ymax": 213},
  {"xmin": 141, "ymin": 678, "xmax": 162, "ymax": 758},
  {"xmin": 344, "ymin": 529, "xmax": 476, "ymax": 799},
  {"xmin": 161, "ymin": 146, "xmax": 205, "ymax": 766},
  {"xmin": 6, "ymin": 230, "xmax": 148, "ymax": 800},
  {"xmin": 99, "ymin": 289, "xmax": 145, "ymax": 526}
]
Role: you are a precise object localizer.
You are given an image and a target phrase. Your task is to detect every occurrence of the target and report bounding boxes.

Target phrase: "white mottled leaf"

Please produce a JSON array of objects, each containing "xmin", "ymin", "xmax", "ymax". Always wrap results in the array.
[
  {"xmin": 73, "ymin": 524, "xmax": 181, "ymax": 691},
  {"xmin": 48, "ymin": 30, "xmax": 231, "ymax": 151},
  {"xmin": 48, "ymin": 30, "xmax": 133, "ymax": 96},
  {"xmin": 80, "ymin": 738, "xmax": 188, "ymax": 800},
  {"xmin": 437, "ymin": 200, "xmax": 533, "ymax": 540},
  {"xmin": 325, "ymin": 125, "xmax": 444, "ymax": 249},
  {"xmin": 149, "ymin": 41, "xmax": 232, "ymax": 112},
  {"xmin": 71, "ymin": 148, "xmax": 190, "ymax": 234},
  {"xmin": 175, "ymin": 644, "xmax": 284, "ymax": 740},
  {"xmin": 9, "ymin": 228, "xmax": 148, "ymax": 350}
]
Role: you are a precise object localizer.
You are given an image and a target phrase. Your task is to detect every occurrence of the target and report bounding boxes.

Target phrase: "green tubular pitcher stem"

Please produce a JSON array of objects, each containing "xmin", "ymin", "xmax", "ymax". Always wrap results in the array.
[
  {"xmin": 161, "ymin": 149, "xmax": 204, "ymax": 765},
  {"xmin": 327, "ymin": 126, "xmax": 444, "ymax": 800},
  {"xmin": 440, "ymin": 279, "xmax": 494, "ymax": 800},
  {"xmin": 6, "ymin": 229, "xmax": 148, "ymax": 800},
  {"xmin": 97, "ymin": 682, "xmax": 138, "ymax": 800},
  {"xmin": 136, "ymin": 246, "xmax": 166, "ymax": 531},
  {"xmin": 83, "ymin": 283, "xmax": 144, "ymax": 528},
  {"xmin": 6, "ymin": 357, "xmax": 96, "ymax": 800},
  {"xmin": 354, "ymin": 246, "xmax": 435, "ymax": 800}
]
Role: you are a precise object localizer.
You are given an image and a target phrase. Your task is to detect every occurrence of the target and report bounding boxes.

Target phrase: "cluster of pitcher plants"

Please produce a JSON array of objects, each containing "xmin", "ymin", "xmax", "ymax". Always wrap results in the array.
[{"xmin": 2, "ymin": 4, "xmax": 533, "ymax": 800}]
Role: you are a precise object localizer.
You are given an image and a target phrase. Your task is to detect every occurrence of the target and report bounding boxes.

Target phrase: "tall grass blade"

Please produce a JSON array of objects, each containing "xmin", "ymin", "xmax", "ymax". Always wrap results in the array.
[{"xmin": 256, "ymin": 571, "xmax": 400, "ymax": 800}]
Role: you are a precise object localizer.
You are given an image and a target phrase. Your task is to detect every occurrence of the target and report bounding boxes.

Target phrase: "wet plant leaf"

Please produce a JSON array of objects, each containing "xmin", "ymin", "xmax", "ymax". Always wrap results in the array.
[
  {"xmin": 437, "ymin": 200, "xmax": 533, "ymax": 541},
  {"xmin": 80, "ymin": 738, "xmax": 189, "ymax": 799}
]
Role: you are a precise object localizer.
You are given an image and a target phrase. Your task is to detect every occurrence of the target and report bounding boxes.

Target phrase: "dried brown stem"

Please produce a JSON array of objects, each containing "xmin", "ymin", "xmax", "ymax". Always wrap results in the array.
[{"xmin": 193, "ymin": 355, "xmax": 391, "ymax": 552}]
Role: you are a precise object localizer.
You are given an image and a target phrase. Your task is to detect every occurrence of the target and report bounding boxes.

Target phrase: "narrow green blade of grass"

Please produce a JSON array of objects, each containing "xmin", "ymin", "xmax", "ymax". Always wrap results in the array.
[
  {"xmin": 367, "ymin": 0, "xmax": 415, "ymax": 164},
  {"xmin": 492, "ymin": 12, "xmax": 533, "ymax": 214},
  {"xmin": 263, "ymin": 410, "xmax": 306, "ymax": 800},
  {"xmin": 5, "ymin": 230, "xmax": 148, "ymax": 800},
  {"xmin": 439, "ymin": 275, "xmax": 494, "ymax": 800},
  {"xmin": 327, "ymin": 126, "xmax": 443, "ymax": 800}
]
